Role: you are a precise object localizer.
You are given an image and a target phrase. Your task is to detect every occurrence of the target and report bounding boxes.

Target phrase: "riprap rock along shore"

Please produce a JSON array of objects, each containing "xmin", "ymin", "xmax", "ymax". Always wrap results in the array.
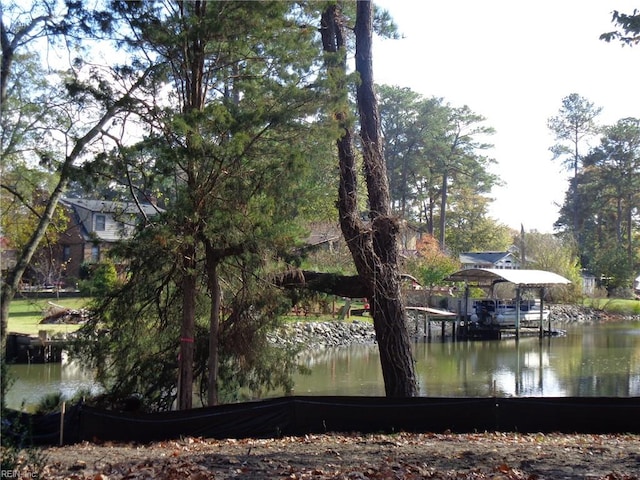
[{"xmin": 268, "ymin": 304, "xmax": 639, "ymax": 349}]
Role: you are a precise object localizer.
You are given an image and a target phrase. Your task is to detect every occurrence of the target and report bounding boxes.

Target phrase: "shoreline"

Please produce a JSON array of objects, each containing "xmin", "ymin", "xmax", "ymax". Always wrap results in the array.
[{"xmin": 270, "ymin": 304, "xmax": 640, "ymax": 349}]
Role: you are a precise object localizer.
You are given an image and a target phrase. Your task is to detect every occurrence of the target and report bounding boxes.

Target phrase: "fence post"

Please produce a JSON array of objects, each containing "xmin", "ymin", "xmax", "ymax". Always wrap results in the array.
[{"xmin": 59, "ymin": 401, "xmax": 66, "ymax": 446}]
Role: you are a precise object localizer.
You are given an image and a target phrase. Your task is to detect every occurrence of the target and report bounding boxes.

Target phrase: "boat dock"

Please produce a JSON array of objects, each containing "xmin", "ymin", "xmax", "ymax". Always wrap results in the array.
[
  {"xmin": 445, "ymin": 268, "xmax": 572, "ymax": 340},
  {"xmin": 5, "ymin": 332, "xmax": 67, "ymax": 363}
]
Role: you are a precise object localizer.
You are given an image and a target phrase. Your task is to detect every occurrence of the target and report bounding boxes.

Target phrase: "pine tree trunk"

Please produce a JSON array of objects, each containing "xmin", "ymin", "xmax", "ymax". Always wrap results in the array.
[
  {"xmin": 439, "ymin": 172, "xmax": 448, "ymax": 249},
  {"xmin": 178, "ymin": 244, "xmax": 197, "ymax": 410},
  {"xmin": 355, "ymin": 1, "xmax": 417, "ymax": 397},
  {"xmin": 205, "ymin": 244, "xmax": 221, "ymax": 406},
  {"xmin": 321, "ymin": 2, "xmax": 418, "ymax": 397}
]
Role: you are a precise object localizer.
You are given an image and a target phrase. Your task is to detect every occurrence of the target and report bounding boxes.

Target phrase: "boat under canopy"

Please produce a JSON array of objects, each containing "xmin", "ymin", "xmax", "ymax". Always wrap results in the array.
[{"xmin": 445, "ymin": 268, "xmax": 572, "ymax": 338}]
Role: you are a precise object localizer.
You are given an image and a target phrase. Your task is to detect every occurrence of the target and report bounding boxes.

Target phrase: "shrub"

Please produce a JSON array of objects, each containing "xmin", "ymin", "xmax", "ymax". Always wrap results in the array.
[{"xmin": 79, "ymin": 261, "xmax": 119, "ymax": 296}]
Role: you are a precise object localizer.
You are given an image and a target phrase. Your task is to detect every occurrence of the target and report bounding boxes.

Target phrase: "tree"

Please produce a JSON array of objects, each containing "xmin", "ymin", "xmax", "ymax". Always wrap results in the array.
[
  {"xmin": 601, "ymin": 9, "xmax": 640, "ymax": 46},
  {"xmin": 404, "ymin": 234, "xmax": 460, "ymax": 289},
  {"xmin": 548, "ymin": 93, "xmax": 602, "ymax": 242},
  {"xmin": 67, "ymin": 0, "xmax": 324, "ymax": 409},
  {"xmin": 0, "ymin": 183, "xmax": 68, "ymax": 274},
  {"xmin": 444, "ymin": 185, "xmax": 512, "ymax": 254},
  {"xmin": 0, "ymin": 1, "xmax": 148, "ymax": 348},
  {"xmin": 572, "ymin": 118, "xmax": 640, "ymax": 293},
  {"xmin": 516, "ymin": 231, "xmax": 582, "ymax": 302},
  {"xmin": 432, "ymin": 105, "xmax": 496, "ymax": 250},
  {"xmin": 321, "ymin": 2, "xmax": 418, "ymax": 397},
  {"xmin": 378, "ymin": 85, "xmax": 434, "ymax": 219},
  {"xmin": 378, "ymin": 86, "xmax": 498, "ymax": 250}
]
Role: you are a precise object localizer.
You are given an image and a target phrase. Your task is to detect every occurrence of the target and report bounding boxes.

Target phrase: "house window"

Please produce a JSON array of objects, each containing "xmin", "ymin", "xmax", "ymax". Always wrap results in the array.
[
  {"xmin": 91, "ymin": 245, "xmax": 100, "ymax": 262},
  {"xmin": 95, "ymin": 214, "xmax": 106, "ymax": 231},
  {"xmin": 62, "ymin": 246, "xmax": 71, "ymax": 262}
]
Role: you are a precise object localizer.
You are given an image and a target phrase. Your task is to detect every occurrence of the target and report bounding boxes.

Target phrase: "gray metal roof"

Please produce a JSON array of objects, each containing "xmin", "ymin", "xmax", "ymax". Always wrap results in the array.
[
  {"xmin": 61, "ymin": 198, "xmax": 161, "ymax": 216},
  {"xmin": 459, "ymin": 251, "xmax": 515, "ymax": 265},
  {"xmin": 446, "ymin": 268, "xmax": 571, "ymax": 287}
]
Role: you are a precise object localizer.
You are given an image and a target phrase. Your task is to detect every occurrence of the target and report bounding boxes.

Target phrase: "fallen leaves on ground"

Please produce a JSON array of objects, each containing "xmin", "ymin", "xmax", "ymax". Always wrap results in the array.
[{"xmin": 15, "ymin": 432, "xmax": 640, "ymax": 480}]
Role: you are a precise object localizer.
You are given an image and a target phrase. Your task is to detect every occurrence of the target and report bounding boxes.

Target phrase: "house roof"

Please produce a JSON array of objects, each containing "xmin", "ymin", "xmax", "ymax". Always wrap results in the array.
[
  {"xmin": 61, "ymin": 197, "xmax": 162, "ymax": 242},
  {"xmin": 61, "ymin": 198, "xmax": 161, "ymax": 217},
  {"xmin": 446, "ymin": 268, "xmax": 571, "ymax": 287},
  {"xmin": 459, "ymin": 251, "xmax": 515, "ymax": 265},
  {"xmin": 304, "ymin": 222, "xmax": 341, "ymax": 247}
]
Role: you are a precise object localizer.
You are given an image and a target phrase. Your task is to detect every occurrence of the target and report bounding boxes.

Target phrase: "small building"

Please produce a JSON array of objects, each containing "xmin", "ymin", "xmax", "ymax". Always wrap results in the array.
[
  {"xmin": 303, "ymin": 222, "xmax": 342, "ymax": 253},
  {"xmin": 459, "ymin": 251, "xmax": 520, "ymax": 270}
]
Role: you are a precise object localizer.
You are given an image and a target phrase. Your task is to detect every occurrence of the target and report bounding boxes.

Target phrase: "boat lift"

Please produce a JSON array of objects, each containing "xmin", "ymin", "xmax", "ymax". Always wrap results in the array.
[{"xmin": 445, "ymin": 268, "xmax": 572, "ymax": 339}]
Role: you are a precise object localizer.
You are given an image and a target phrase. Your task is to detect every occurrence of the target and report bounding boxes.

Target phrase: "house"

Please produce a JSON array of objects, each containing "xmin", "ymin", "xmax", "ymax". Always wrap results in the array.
[
  {"xmin": 55, "ymin": 198, "xmax": 162, "ymax": 281},
  {"xmin": 303, "ymin": 222, "xmax": 342, "ymax": 253},
  {"xmin": 459, "ymin": 251, "xmax": 521, "ymax": 270}
]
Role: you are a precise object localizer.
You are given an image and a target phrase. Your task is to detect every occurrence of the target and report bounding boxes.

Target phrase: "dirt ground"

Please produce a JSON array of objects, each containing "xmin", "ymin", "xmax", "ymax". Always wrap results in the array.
[{"xmin": 19, "ymin": 432, "xmax": 640, "ymax": 479}]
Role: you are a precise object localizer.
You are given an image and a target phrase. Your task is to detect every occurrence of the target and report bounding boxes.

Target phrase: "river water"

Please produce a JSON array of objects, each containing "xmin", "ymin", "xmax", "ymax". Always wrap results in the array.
[{"xmin": 6, "ymin": 322, "xmax": 640, "ymax": 410}]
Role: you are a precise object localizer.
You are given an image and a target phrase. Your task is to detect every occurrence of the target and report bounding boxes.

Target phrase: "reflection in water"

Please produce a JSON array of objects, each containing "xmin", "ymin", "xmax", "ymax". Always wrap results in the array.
[
  {"xmin": 292, "ymin": 344, "xmax": 385, "ymax": 397},
  {"xmin": 292, "ymin": 323, "xmax": 640, "ymax": 398},
  {"xmin": 6, "ymin": 322, "xmax": 640, "ymax": 409},
  {"xmin": 6, "ymin": 359, "xmax": 101, "ymax": 411}
]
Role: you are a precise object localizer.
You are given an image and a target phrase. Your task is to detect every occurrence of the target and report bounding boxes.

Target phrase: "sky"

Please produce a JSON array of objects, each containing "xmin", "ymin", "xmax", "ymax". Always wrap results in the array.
[{"xmin": 371, "ymin": 0, "xmax": 640, "ymax": 233}]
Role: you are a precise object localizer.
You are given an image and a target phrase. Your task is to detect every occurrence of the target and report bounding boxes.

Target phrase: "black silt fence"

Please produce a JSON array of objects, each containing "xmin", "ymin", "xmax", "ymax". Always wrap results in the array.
[{"xmin": 8, "ymin": 396, "xmax": 640, "ymax": 446}]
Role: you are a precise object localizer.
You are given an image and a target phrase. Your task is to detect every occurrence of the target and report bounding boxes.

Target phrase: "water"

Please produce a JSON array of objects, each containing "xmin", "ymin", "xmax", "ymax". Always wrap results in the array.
[
  {"xmin": 5, "ymin": 359, "xmax": 101, "ymax": 411},
  {"xmin": 289, "ymin": 322, "xmax": 640, "ymax": 397},
  {"xmin": 6, "ymin": 323, "xmax": 640, "ymax": 410}
]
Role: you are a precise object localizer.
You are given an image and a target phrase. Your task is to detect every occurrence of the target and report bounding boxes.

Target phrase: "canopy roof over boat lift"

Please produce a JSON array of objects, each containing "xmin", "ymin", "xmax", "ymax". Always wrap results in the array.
[
  {"xmin": 445, "ymin": 269, "xmax": 572, "ymax": 338},
  {"xmin": 446, "ymin": 268, "xmax": 571, "ymax": 288}
]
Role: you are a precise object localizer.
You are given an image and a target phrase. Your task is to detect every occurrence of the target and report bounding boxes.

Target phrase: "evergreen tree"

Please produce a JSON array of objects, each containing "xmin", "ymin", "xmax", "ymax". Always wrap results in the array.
[
  {"xmin": 378, "ymin": 86, "xmax": 498, "ymax": 250},
  {"xmin": 601, "ymin": 10, "xmax": 640, "ymax": 46},
  {"xmin": 70, "ymin": 0, "xmax": 324, "ymax": 409},
  {"xmin": 569, "ymin": 118, "xmax": 640, "ymax": 293},
  {"xmin": 548, "ymin": 93, "xmax": 602, "ymax": 245}
]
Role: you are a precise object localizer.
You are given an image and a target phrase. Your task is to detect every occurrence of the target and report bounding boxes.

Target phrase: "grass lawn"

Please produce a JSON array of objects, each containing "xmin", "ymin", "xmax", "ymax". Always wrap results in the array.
[
  {"xmin": 584, "ymin": 297, "xmax": 640, "ymax": 315},
  {"xmin": 7, "ymin": 296, "xmax": 366, "ymax": 336},
  {"xmin": 7, "ymin": 297, "xmax": 90, "ymax": 336},
  {"xmin": 6, "ymin": 296, "xmax": 637, "ymax": 337}
]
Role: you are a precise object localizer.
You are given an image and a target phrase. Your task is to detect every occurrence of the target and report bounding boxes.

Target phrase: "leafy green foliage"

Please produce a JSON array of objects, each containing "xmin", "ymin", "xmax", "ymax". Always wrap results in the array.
[
  {"xmin": 64, "ymin": 1, "xmax": 332, "ymax": 408},
  {"xmin": 600, "ymin": 10, "xmax": 640, "ymax": 46},
  {"xmin": 518, "ymin": 231, "xmax": 583, "ymax": 302},
  {"xmin": 70, "ymin": 228, "xmax": 184, "ymax": 411},
  {"xmin": 70, "ymin": 223, "xmax": 304, "ymax": 410},
  {"xmin": 378, "ymin": 85, "xmax": 499, "ymax": 250},
  {"xmin": 557, "ymin": 118, "xmax": 640, "ymax": 293},
  {"xmin": 444, "ymin": 185, "xmax": 512, "ymax": 254},
  {"xmin": 78, "ymin": 261, "xmax": 119, "ymax": 297}
]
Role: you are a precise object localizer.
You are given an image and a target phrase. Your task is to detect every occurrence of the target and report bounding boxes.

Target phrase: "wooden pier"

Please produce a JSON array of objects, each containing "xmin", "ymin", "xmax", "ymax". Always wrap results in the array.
[
  {"xmin": 406, "ymin": 306, "xmax": 459, "ymax": 340},
  {"xmin": 5, "ymin": 332, "xmax": 67, "ymax": 363}
]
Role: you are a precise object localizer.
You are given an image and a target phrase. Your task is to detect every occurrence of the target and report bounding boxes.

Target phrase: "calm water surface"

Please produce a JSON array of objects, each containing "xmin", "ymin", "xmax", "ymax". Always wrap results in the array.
[
  {"xmin": 6, "ymin": 322, "xmax": 640, "ymax": 410},
  {"xmin": 289, "ymin": 322, "xmax": 640, "ymax": 397}
]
